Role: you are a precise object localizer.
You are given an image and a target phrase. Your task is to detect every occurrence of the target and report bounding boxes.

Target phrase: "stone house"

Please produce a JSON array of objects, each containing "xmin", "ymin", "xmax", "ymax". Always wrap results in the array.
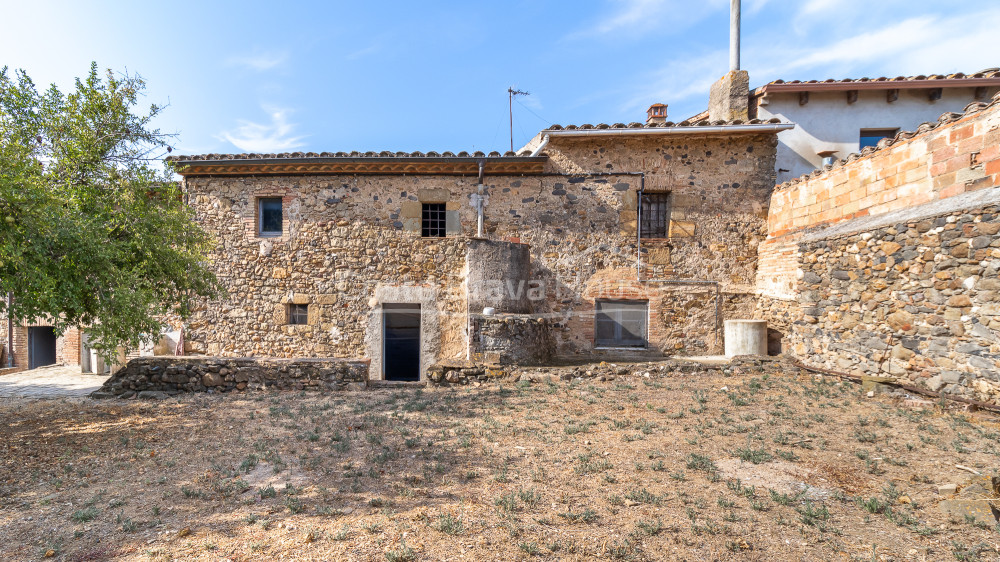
[{"xmin": 167, "ymin": 115, "xmax": 791, "ymax": 381}]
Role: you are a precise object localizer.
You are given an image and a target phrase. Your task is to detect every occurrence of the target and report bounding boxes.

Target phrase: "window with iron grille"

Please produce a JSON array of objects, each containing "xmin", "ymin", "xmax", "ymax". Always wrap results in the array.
[
  {"xmin": 594, "ymin": 300, "xmax": 648, "ymax": 348},
  {"xmin": 422, "ymin": 203, "xmax": 446, "ymax": 237},
  {"xmin": 258, "ymin": 197, "xmax": 283, "ymax": 237},
  {"xmin": 288, "ymin": 304, "xmax": 308, "ymax": 325},
  {"xmin": 640, "ymin": 192, "xmax": 670, "ymax": 238}
]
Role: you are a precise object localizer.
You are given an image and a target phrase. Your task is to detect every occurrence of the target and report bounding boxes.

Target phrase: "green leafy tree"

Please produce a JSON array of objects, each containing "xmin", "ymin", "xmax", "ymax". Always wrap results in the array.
[{"xmin": 0, "ymin": 63, "xmax": 219, "ymax": 357}]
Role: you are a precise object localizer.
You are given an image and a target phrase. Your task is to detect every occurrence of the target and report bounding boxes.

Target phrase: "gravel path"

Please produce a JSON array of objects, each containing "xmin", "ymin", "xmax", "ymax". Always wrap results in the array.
[{"xmin": 0, "ymin": 365, "xmax": 109, "ymax": 399}]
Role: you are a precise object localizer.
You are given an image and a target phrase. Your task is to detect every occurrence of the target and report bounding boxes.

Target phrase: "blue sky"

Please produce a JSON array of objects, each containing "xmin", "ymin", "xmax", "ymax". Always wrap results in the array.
[{"xmin": 2, "ymin": 0, "xmax": 997, "ymax": 156}]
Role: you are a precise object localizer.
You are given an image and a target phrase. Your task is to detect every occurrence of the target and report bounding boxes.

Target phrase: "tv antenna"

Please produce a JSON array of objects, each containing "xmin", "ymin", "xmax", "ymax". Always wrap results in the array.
[{"xmin": 508, "ymin": 87, "xmax": 530, "ymax": 153}]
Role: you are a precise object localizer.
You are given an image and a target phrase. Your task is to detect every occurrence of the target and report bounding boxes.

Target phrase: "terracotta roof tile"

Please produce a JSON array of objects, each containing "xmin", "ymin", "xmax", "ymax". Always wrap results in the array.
[
  {"xmin": 166, "ymin": 150, "xmax": 528, "ymax": 162},
  {"xmin": 542, "ymin": 117, "xmax": 783, "ymax": 131},
  {"xmin": 755, "ymin": 68, "xmax": 1000, "ymax": 95}
]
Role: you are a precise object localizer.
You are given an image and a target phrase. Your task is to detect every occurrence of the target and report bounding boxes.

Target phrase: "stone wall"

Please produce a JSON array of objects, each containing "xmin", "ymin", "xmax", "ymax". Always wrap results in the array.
[
  {"xmin": 758, "ymin": 94, "xmax": 1000, "ymax": 301},
  {"xmin": 96, "ymin": 356, "xmax": 368, "ymax": 397},
  {"xmin": 787, "ymin": 204, "xmax": 1000, "ymax": 400}
]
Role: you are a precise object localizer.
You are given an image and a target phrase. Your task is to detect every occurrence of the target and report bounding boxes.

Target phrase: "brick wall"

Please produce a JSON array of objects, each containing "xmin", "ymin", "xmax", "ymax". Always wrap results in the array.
[{"xmin": 767, "ymin": 96, "xmax": 1000, "ymax": 238}]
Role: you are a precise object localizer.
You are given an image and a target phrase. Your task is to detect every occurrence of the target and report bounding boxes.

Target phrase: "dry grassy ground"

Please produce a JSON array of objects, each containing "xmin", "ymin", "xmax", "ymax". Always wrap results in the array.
[{"xmin": 1, "ymin": 361, "xmax": 999, "ymax": 561}]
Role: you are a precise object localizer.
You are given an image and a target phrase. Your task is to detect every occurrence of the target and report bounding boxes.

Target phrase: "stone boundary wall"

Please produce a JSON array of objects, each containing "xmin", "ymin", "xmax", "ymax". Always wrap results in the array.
[
  {"xmin": 755, "ymin": 95, "xmax": 1000, "ymax": 402},
  {"xmin": 785, "ymin": 204, "xmax": 1000, "ymax": 401},
  {"xmin": 95, "ymin": 356, "xmax": 368, "ymax": 398}
]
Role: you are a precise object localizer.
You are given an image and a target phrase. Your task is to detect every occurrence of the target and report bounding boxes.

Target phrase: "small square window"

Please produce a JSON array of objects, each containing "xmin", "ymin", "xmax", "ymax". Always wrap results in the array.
[
  {"xmin": 259, "ymin": 197, "xmax": 283, "ymax": 237},
  {"xmin": 859, "ymin": 128, "xmax": 898, "ymax": 150},
  {"xmin": 595, "ymin": 300, "xmax": 648, "ymax": 348},
  {"xmin": 288, "ymin": 304, "xmax": 308, "ymax": 325},
  {"xmin": 640, "ymin": 192, "xmax": 670, "ymax": 239},
  {"xmin": 422, "ymin": 203, "xmax": 446, "ymax": 237}
]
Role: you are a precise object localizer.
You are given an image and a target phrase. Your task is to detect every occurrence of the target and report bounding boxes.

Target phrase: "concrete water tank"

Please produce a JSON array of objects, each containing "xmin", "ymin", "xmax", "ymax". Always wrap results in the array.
[{"xmin": 724, "ymin": 319, "xmax": 767, "ymax": 357}]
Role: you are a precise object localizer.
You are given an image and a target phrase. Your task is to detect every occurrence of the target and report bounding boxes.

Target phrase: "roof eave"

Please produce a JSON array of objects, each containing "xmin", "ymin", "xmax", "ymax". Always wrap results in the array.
[
  {"xmin": 541, "ymin": 123, "xmax": 794, "ymax": 137},
  {"xmin": 171, "ymin": 156, "xmax": 549, "ymax": 177},
  {"xmin": 753, "ymin": 77, "xmax": 1000, "ymax": 96}
]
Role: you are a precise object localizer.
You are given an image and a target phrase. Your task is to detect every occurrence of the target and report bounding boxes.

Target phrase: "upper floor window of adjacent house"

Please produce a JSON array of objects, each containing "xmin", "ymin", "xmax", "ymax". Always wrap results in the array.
[
  {"xmin": 640, "ymin": 192, "xmax": 671, "ymax": 238},
  {"xmin": 422, "ymin": 203, "xmax": 446, "ymax": 237},
  {"xmin": 287, "ymin": 304, "xmax": 308, "ymax": 325},
  {"xmin": 258, "ymin": 197, "xmax": 283, "ymax": 237},
  {"xmin": 595, "ymin": 300, "xmax": 648, "ymax": 348},
  {"xmin": 859, "ymin": 128, "xmax": 898, "ymax": 150}
]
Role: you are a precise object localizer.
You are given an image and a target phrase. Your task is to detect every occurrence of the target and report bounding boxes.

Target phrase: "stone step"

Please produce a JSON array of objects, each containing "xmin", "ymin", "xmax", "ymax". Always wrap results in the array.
[{"xmin": 367, "ymin": 380, "xmax": 427, "ymax": 390}]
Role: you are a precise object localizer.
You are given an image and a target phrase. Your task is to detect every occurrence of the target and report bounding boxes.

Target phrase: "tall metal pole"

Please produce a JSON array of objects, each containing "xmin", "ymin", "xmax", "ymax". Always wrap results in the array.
[{"xmin": 730, "ymin": 0, "xmax": 741, "ymax": 72}]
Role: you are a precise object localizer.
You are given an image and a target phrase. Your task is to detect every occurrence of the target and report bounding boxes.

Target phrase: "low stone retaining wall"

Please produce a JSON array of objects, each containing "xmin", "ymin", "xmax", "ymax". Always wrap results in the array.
[
  {"xmin": 95, "ymin": 356, "xmax": 369, "ymax": 398},
  {"xmin": 426, "ymin": 362, "xmax": 509, "ymax": 386}
]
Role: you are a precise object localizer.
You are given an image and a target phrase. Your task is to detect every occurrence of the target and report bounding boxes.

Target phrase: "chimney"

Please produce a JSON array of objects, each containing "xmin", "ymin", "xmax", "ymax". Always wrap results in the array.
[
  {"xmin": 646, "ymin": 103, "xmax": 668, "ymax": 125},
  {"xmin": 708, "ymin": 0, "xmax": 750, "ymax": 122}
]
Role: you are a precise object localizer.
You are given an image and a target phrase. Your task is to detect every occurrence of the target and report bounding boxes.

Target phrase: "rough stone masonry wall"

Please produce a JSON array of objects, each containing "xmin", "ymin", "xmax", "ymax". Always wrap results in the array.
[
  {"xmin": 539, "ymin": 134, "xmax": 777, "ymax": 354},
  {"xmin": 757, "ymin": 94, "xmax": 1000, "ymax": 401},
  {"xmin": 469, "ymin": 314, "xmax": 554, "ymax": 365},
  {"xmin": 180, "ymin": 132, "xmax": 778, "ymax": 372},
  {"xmin": 96, "ymin": 356, "xmax": 368, "ymax": 397},
  {"xmin": 789, "ymin": 205, "xmax": 1000, "ymax": 401}
]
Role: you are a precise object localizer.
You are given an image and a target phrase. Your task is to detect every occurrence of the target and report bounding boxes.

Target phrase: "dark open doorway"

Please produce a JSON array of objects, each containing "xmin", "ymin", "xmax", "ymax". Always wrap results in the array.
[
  {"xmin": 383, "ymin": 304, "xmax": 421, "ymax": 381},
  {"xmin": 28, "ymin": 327, "xmax": 57, "ymax": 369}
]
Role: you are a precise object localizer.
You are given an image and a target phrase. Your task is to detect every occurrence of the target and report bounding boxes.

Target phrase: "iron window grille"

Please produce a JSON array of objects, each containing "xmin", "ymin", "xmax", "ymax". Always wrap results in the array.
[
  {"xmin": 594, "ymin": 300, "xmax": 648, "ymax": 348},
  {"xmin": 640, "ymin": 192, "xmax": 671, "ymax": 238},
  {"xmin": 288, "ymin": 304, "xmax": 308, "ymax": 325},
  {"xmin": 258, "ymin": 197, "xmax": 283, "ymax": 237},
  {"xmin": 422, "ymin": 203, "xmax": 447, "ymax": 237}
]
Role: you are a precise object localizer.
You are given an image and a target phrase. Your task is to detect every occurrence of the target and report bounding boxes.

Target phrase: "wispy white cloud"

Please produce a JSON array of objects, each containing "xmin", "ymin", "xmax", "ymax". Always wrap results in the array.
[
  {"xmin": 567, "ymin": 0, "xmax": 726, "ymax": 39},
  {"xmin": 227, "ymin": 50, "xmax": 289, "ymax": 71},
  {"xmin": 754, "ymin": 7, "xmax": 1000, "ymax": 78},
  {"xmin": 217, "ymin": 106, "xmax": 306, "ymax": 153},
  {"xmin": 346, "ymin": 42, "xmax": 382, "ymax": 60},
  {"xmin": 621, "ymin": 49, "xmax": 728, "ymax": 116},
  {"xmin": 620, "ymin": 5, "xmax": 1000, "ymax": 119}
]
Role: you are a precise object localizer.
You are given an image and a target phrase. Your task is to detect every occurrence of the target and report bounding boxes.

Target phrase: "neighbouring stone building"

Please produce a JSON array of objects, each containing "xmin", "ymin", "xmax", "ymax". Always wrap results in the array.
[
  {"xmin": 680, "ymin": 69, "xmax": 1000, "ymax": 184},
  {"xmin": 757, "ymin": 91, "xmax": 1000, "ymax": 402},
  {"xmin": 0, "ymin": 319, "xmax": 81, "ymax": 375},
  {"xmin": 167, "ymin": 113, "xmax": 791, "ymax": 381}
]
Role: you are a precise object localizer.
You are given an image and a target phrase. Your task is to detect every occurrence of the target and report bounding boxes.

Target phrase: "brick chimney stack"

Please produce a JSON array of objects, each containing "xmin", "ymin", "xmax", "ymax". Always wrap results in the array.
[{"xmin": 646, "ymin": 103, "xmax": 668, "ymax": 125}]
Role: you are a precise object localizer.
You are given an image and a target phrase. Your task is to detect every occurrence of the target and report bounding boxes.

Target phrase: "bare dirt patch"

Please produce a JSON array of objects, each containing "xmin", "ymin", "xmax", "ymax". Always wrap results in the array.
[{"xmin": 1, "ymin": 361, "xmax": 999, "ymax": 561}]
